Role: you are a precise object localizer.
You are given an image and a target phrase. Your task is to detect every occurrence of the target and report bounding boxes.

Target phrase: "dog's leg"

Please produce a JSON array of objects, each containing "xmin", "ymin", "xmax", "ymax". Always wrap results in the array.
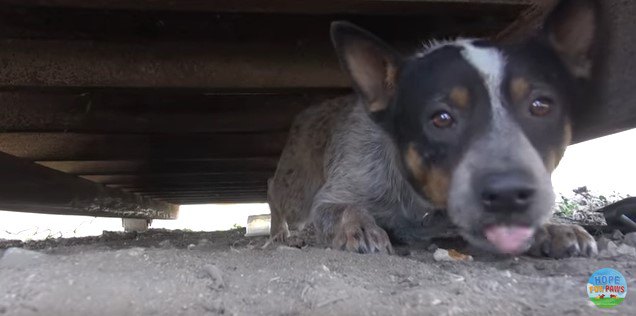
[
  {"xmin": 261, "ymin": 203, "xmax": 290, "ymax": 249},
  {"xmin": 269, "ymin": 208, "xmax": 290, "ymax": 242},
  {"xmin": 266, "ymin": 178, "xmax": 290, "ymax": 243},
  {"xmin": 313, "ymin": 202, "xmax": 393, "ymax": 254},
  {"xmin": 527, "ymin": 223, "xmax": 598, "ymax": 258}
]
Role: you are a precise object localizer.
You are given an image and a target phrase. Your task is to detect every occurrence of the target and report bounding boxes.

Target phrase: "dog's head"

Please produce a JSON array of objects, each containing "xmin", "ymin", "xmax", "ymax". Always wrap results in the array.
[{"xmin": 331, "ymin": 0, "xmax": 600, "ymax": 254}]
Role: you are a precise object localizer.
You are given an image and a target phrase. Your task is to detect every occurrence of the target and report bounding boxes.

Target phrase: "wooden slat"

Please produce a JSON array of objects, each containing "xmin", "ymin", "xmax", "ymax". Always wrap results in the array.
[
  {"xmin": 81, "ymin": 173, "xmax": 273, "ymax": 185},
  {"xmin": 0, "ymin": 151, "xmax": 178, "ymax": 218},
  {"xmin": 168, "ymin": 196, "xmax": 267, "ymax": 204},
  {"xmin": 0, "ymin": 39, "xmax": 345, "ymax": 89},
  {"xmin": 0, "ymin": 90, "xmax": 341, "ymax": 133},
  {"xmin": 36, "ymin": 158, "xmax": 279, "ymax": 175},
  {"xmin": 142, "ymin": 189, "xmax": 266, "ymax": 197},
  {"xmin": 0, "ymin": 133, "xmax": 287, "ymax": 160},
  {"xmin": 138, "ymin": 188, "xmax": 267, "ymax": 194},
  {"xmin": 0, "ymin": 0, "xmax": 530, "ymax": 14},
  {"xmin": 0, "ymin": 6, "xmax": 523, "ymax": 42},
  {"xmin": 110, "ymin": 181, "xmax": 267, "ymax": 191}
]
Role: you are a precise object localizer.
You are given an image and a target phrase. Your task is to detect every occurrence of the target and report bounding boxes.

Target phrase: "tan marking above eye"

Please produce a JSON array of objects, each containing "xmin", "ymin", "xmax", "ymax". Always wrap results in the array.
[
  {"xmin": 449, "ymin": 86, "xmax": 470, "ymax": 109},
  {"xmin": 425, "ymin": 167, "xmax": 450, "ymax": 208},
  {"xmin": 510, "ymin": 77, "xmax": 531, "ymax": 103}
]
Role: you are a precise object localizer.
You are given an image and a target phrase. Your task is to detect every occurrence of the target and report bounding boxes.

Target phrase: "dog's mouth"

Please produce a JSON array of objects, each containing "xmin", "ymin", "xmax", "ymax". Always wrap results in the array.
[
  {"xmin": 483, "ymin": 225, "xmax": 535, "ymax": 254},
  {"xmin": 458, "ymin": 221, "xmax": 539, "ymax": 255}
]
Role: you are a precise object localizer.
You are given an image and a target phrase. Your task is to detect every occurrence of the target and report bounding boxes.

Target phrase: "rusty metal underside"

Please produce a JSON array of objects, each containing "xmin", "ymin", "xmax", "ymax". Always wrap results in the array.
[{"xmin": 0, "ymin": 0, "xmax": 633, "ymax": 218}]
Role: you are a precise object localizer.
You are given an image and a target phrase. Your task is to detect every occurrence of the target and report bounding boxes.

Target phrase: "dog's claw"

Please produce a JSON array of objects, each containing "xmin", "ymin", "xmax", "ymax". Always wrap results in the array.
[{"xmin": 332, "ymin": 211, "xmax": 394, "ymax": 254}]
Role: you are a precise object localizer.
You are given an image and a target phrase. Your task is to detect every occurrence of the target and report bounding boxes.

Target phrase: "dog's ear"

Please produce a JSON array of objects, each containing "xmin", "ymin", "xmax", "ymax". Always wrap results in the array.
[
  {"xmin": 331, "ymin": 21, "xmax": 402, "ymax": 113},
  {"xmin": 543, "ymin": 0, "xmax": 600, "ymax": 79}
]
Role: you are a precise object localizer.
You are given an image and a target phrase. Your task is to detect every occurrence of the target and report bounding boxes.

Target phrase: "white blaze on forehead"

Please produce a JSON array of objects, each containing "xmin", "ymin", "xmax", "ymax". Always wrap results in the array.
[{"xmin": 458, "ymin": 41, "xmax": 506, "ymax": 114}]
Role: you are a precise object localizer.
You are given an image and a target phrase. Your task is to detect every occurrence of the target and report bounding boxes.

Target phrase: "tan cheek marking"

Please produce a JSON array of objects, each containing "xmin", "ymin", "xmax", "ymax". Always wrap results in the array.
[
  {"xmin": 545, "ymin": 122, "xmax": 573, "ymax": 172},
  {"xmin": 510, "ymin": 77, "xmax": 530, "ymax": 103},
  {"xmin": 424, "ymin": 167, "xmax": 450, "ymax": 208},
  {"xmin": 449, "ymin": 86, "xmax": 470, "ymax": 109},
  {"xmin": 563, "ymin": 121, "xmax": 573, "ymax": 147},
  {"xmin": 546, "ymin": 149, "xmax": 565, "ymax": 172},
  {"xmin": 405, "ymin": 143, "xmax": 450, "ymax": 208},
  {"xmin": 406, "ymin": 143, "xmax": 427, "ymax": 184}
]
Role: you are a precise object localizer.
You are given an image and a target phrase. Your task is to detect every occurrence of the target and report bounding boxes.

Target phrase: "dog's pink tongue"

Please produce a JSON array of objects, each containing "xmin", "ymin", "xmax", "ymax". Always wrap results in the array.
[{"xmin": 484, "ymin": 226, "xmax": 535, "ymax": 254}]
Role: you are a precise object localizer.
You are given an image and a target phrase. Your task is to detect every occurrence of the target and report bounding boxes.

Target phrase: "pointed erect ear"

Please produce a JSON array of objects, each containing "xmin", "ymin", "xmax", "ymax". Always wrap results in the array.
[
  {"xmin": 543, "ymin": 0, "xmax": 600, "ymax": 79},
  {"xmin": 331, "ymin": 21, "xmax": 402, "ymax": 113}
]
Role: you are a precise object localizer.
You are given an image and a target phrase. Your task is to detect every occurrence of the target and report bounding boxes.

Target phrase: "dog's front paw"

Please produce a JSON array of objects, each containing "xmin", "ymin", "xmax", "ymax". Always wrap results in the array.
[
  {"xmin": 332, "ymin": 207, "xmax": 393, "ymax": 254},
  {"xmin": 527, "ymin": 223, "xmax": 598, "ymax": 258}
]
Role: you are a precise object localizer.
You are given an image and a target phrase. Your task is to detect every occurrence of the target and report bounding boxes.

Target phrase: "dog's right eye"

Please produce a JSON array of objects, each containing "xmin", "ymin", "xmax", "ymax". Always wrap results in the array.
[
  {"xmin": 431, "ymin": 111, "xmax": 454, "ymax": 128},
  {"xmin": 529, "ymin": 97, "xmax": 553, "ymax": 117}
]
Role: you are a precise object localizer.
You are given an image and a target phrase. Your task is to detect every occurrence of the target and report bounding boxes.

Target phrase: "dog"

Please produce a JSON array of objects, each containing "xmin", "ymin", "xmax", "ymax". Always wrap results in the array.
[{"xmin": 268, "ymin": 0, "xmax": 601, "ymax": 258}]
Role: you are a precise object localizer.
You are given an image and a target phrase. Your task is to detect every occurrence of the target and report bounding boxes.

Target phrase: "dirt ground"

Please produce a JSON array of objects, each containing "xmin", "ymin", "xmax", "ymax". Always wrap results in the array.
[{"xmin": 0, "ymin": 228, "xmax": 634, "ymax": 316}]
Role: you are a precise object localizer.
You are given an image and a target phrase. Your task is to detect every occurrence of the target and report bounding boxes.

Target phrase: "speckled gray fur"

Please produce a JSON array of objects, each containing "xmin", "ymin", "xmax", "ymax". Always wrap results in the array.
[{"xmin": 268, "ymin": 96, "xmax": 453, "ymax": 249}]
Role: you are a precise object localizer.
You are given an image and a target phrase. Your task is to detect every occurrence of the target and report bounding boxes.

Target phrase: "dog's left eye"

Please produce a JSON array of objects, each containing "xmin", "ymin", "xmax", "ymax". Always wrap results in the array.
[
  {"xmin": 431, "ymin": 111, "xmax": 454, "ymax": 128},
  {"xmin": 529, "ymin": 97, "xmax": 553, "ymax": 117}
]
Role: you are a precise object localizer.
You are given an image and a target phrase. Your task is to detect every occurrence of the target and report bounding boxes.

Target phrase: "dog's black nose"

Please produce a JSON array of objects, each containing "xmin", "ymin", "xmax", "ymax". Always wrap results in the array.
[{"xmin": 478, "ymin": 172, "xmax": 536, "ymax": 213}]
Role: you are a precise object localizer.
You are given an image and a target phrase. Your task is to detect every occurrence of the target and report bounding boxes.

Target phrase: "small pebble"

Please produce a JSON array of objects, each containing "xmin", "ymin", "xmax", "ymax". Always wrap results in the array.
[
  {"xmin": 596, "ymin": 236, "xmax": 612, "ymax": 251},
  {"xmin": 0, "ymin": 248, "xmax": 47, "ymax": 268},
  {"xmin": 598, "ymin": 240, "xmax": 634, "ymax": 258},
  {"xmin": 450, "ymin": 274, "xmax": 465, "ymax": 282},
  {"xmin": 599, "ymin": 241, "xmax": 618, "ymax": 258},
  {"xmin": 276, "ymin": 245, "xmax": 301, "ymax": 252},
  {"xmin": 187, "ymin": 244, "xmax": 196, "ymax": 250},
  {"xmin": 127, "ymin": 247, "xmax": 145, "ymax": 257},
  {"xmin": 624, "ymin": 232, "xmax": 636, "ymax": 247},
  {"xmin": 616, "ymin": 244, "xmax": 636, "ymax": 257},
  {"xmin": 611, "ymin": 230, "xmax": 624, "ymax": 241},
  {"xmin": 433, "ymin": 249, "xmax": 473, "ymax": 262},
  {"xmin": 607, "ymin": 240, "xmax": 618, "ymax": 251},
  {"xmin": 431, "ymin": 299, "xmax": 442, "ymax": 306},
  {"xmin": 202, "ymin": 264, "xmax": 225, "ymax": 289},
  {"xmin": 202, "ymin": 299, "xmax": 225, "ymax": 314},
  {"xmin": 158, "ymin": 240, "xmax": 172, "ymax": 248}
]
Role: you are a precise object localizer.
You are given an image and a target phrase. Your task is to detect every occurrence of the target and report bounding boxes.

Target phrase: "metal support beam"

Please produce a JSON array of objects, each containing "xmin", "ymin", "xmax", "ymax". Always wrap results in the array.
[{"xmin": 0, "ymin": 151, "xmax": 178, "ymax": 218}]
